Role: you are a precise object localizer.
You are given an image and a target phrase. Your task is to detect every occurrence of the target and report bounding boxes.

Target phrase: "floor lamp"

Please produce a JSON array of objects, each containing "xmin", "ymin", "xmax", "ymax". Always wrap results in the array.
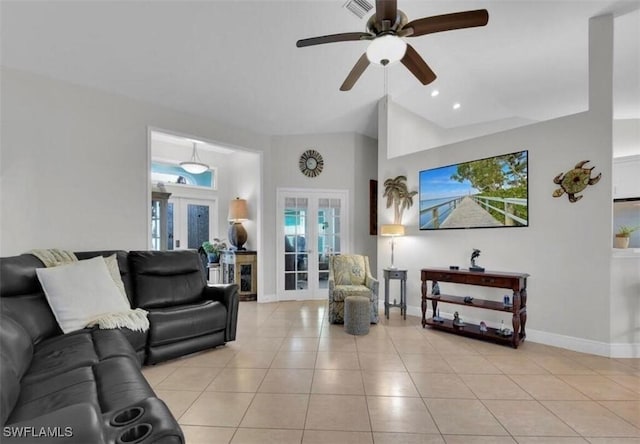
[{"xmin": 380, "ymin": 224, "xmax": 405, "ymax": 269}]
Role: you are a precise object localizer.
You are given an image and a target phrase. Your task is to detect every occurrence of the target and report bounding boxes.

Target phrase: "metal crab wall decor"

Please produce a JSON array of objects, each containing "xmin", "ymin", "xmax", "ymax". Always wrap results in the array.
[{"xmin": 552, "ymin": 160, "xmax": 601, "ymax": 203}]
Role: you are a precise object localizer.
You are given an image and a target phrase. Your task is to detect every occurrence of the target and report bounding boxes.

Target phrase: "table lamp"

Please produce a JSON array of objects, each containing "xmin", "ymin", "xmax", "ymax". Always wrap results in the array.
[
  {"xmin": 380, "ymin": 224, "xmax": 405, "ymax": 269},
  {"xmin": 228, "ymin": 197, "xmax": 249, "ymax": 250}
]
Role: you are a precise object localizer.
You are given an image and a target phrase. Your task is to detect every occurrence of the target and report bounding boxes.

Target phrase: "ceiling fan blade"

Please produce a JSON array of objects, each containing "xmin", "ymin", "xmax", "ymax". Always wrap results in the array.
[
  {"xmin": 405, "ymin": 9, "xmax": 489, "ymax": 37},
  {"xmin": 376, "ymin": 0, "xmax": 397, "ymax": 23},
  {"xmin": 340, "ymin": 54, "xmax": 370, "ymax": 91},
  {"xmin": 296, "ymin": 32, "xmax": 372, "ymax": 48},
  {"xmin": 401, "ymin": 44, "xmax": 437, "ymax": 85}
]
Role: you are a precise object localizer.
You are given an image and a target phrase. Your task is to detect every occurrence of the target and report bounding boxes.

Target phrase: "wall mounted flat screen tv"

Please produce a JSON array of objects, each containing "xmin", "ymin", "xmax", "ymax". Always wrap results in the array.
[{"xmin": 419, "ymin": 150, "xmax": 528, "ymax": 230}]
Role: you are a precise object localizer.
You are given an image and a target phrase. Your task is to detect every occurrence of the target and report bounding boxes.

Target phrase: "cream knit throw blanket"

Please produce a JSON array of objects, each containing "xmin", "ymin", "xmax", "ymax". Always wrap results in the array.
[
  {"xmin": 30, "ymin": 248, "xmax": 78, "ymax": 267},
  {"xmin": 31, "ymin": 249, "xmax": 149, "ymax": 332}
]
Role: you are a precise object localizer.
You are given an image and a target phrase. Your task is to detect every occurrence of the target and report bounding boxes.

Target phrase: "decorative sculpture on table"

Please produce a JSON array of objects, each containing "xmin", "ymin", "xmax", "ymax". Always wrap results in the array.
[
  {"xmin": 453, "ymin": 311, "xmax": 464, "ymax": 327},
  {"xmin": 432, "ymin": 281, "xmax": 440, "ymax": 297},
  {"xmin": 469, "ymin": 249, "xmax": 485, "ymax": 272}
]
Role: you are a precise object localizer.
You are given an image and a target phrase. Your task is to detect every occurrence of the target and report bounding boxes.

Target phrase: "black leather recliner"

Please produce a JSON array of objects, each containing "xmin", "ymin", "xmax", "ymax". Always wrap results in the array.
[{"xmin": 128, "ymin": 250, "xmax": 238, "ymax": 364}]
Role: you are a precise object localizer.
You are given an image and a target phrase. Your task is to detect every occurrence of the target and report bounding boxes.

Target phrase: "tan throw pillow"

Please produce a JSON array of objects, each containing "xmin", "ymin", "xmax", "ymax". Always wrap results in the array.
[{"xmin": 103, "ymin": 254, "xmax": 129, "ymax": 304}]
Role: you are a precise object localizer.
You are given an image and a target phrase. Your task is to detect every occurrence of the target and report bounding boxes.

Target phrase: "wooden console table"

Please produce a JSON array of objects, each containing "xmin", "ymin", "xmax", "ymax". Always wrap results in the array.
[{"xmin": 421, "ymin": 268, "xmax": 529, "ymax": 348}]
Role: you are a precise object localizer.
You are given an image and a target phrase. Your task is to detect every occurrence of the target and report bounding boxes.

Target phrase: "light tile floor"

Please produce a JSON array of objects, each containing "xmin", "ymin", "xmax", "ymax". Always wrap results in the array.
[{"xmin": 141, "ymin": 301, "xmax": 640, "ymax": 444}]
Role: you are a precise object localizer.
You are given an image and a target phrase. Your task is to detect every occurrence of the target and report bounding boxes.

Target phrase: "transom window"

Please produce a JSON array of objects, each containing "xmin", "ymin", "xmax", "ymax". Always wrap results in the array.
[{"xmin": 151, "ymin": 162, "xmax": 214, "ymax": 189}]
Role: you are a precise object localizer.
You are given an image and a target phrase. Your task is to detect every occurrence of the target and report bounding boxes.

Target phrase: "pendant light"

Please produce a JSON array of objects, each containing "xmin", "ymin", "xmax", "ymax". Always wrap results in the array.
[{"xmin": 180, "ymin": 142, "xmax": 209, "ymax": 174}]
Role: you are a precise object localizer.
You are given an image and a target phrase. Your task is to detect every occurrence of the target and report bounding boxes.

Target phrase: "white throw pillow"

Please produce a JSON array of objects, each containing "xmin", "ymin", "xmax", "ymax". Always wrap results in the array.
[
  {"xmin": 36, "ymin": 256, "xmax": 130, "ymax": 334},
  {"xmin": 103, "ymin": 254, "xmax": 129, "ymax": 303}
]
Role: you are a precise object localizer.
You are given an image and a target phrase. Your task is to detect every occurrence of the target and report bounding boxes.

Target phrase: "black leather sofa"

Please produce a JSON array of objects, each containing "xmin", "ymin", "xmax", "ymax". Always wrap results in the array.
[{"xmin": 0, "ymin": 249, "xmax": 240, "ymax": 443}]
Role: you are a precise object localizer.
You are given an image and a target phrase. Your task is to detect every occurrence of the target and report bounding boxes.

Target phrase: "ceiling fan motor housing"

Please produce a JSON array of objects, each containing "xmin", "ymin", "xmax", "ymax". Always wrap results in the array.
[{"xmin": 367, "ymin": 10, "xmax": 408, "ymax": 34}]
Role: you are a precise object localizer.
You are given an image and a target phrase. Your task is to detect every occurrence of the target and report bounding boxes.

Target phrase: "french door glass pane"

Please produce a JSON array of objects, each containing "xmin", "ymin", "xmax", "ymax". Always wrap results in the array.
[
  {"xmin": 284, "ymin": 198, "xmax": 308, "ymax": 291},
  {"xmin": 317, "ymin": 198, "xmax": 341, "ymax": 289},
  {"xmin": 187, "ymin": 204, "xmax": 209, "ymax": 249},
  {"xmin": 151, "ymin": 200, "xmax": 160, "ymax": 250},
  {"xmin": 167, "ymin": 203, "xmax": 174, "ymax": 250}
]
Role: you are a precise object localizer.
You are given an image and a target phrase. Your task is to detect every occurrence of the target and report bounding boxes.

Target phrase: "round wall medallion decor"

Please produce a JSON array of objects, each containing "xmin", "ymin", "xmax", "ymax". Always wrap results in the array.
[{"xmin": 299, "ymin": 149, "xmax": 324, "ymax": 178}]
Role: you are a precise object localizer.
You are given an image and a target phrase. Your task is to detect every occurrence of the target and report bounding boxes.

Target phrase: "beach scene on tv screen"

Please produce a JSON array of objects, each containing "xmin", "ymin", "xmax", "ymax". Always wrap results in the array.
[{"xmin": 419, "ymin": 150, "xmax": 528, "ymax": 230}]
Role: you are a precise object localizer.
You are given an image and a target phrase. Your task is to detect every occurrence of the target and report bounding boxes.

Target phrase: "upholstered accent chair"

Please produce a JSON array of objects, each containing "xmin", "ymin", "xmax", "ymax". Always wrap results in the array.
[{"xmin": 328, "ymin": 254, "xmax": 379, "ymax": 324}]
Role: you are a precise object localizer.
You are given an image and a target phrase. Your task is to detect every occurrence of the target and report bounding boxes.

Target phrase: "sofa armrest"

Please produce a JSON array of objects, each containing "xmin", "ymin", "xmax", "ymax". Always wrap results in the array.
[
  {"xmin": 365, "ymin": 275, "xmax": 379, "ymax": 296},
  {"xmin": 2, "ymin": 404, "xmax": 105, "ymax": 444},
  {"xmin": 202, "ymin": 284, "xmax": 239, "ymax": 342},
  {"xmin": 328, "ymin": 278, "xmax": 336, "ymax": 302}
]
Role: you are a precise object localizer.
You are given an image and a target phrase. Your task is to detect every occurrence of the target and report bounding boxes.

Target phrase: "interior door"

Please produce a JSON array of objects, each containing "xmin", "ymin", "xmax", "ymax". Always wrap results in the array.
[
  {"xmin": 277, "ymin": 189, "xmax": 349, "ymax": 300},
  {"xmin": 168, "ymin": 198, "xmax": 217, "ymax": 250}
]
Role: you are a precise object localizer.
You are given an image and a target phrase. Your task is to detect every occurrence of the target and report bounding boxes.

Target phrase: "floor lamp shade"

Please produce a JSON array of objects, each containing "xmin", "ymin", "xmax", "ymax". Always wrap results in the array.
[
  {"xmin": 380, "ymin": 224, "xmax": 405, "ymax": 269},
  {"xmin": 380, "ymin": 224, "xmax": 405, "ymax": 237},
  {"xmin": 228, "ymin": 198, "xmax": 249, "ymax": 250}
]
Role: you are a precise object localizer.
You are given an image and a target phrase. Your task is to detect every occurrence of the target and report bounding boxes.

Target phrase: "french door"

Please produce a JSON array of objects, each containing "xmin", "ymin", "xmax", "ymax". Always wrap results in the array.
[
  {"xmin": 168, "ymin": 198, "xmax": 218, "ymax": 250},
  {"xmin": 277, "ymin": 189, "xmax": 349, "ymax": 300}
]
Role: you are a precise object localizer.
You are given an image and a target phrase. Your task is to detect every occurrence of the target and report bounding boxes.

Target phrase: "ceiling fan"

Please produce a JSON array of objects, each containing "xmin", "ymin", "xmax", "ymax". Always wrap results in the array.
[{"xmin": 296, "ymin": 0, "xmax": 488, "ymax": 91}]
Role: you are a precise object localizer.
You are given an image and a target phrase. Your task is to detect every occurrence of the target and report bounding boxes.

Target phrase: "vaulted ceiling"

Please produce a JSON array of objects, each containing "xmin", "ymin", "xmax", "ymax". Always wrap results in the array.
[{"xmin": 2, "ymin": 1, "xmax": 638, "ymax": 139}]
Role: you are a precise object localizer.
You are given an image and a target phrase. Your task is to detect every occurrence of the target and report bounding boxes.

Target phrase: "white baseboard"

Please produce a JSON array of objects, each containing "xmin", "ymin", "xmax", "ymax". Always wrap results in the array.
[
  {"xmin": 609, "ymin": 342, "xmax": 640, "ymax": 358},
  {"xmin": 525, "ymin": 329, "xmax": 640, "ymax": 358},
  {"xmin": 258, "ymin": 293, "xmax": 277, "ymax": 303},
  {"xmin": 525, "ymin": 328, "xmax": 611, "ymax": 357},
  {"xmin": 403, "ymin": 304, "xmax": 640, "ymax": 358}
]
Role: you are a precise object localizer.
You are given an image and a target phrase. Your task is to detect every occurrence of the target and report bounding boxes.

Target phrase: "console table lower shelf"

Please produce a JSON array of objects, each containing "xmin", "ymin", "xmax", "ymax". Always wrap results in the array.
[
  {"xmin": 421, "ymin": 268, "xmax": 529, "ymax": 348},
  {"xmin": 425, "ymin": 317, "xmax": 525, "ymax": 346}
]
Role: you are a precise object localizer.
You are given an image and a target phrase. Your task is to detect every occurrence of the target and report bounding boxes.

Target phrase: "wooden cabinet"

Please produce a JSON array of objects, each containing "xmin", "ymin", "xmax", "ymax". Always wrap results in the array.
[
  {"xmin": 421, "ymin": 268, "xmax": 529, "ymax": 348},
  {"xmin": 222, "ymin": 250, "xmax": 258, "ymax": 301}
]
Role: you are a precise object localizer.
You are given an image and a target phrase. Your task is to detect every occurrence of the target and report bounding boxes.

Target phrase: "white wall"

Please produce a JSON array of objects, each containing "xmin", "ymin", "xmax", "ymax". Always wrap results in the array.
[
  {"xmin": 265, "ymin": 133, "xmax": 378, "ymax": 300},
  {"xmin": 380, "ymin": 101, "xmax": 613, "ymax": 344},
  {"xmin": 613, "ymin": 119, "xmax": 640, "ymax": 157},
  {"xmin": 385, "ymin": 103, "xmax": 537, "ymax": 159},
  {"xmin": 0, "ymin": 67, "xmax": 269, "ymax": 258},
  {"xmin": 377, "ymin": 15, "xmax": 624, "ymax": 356},
  {"xmin": 353, "ymin": 133, "xmax": 379, "ymax": 273},
  {"xmin": 610, "ymin": 254, "xmax": 640, "ymax": 353},
  {"xmin": 0, "ymin": 67, "xmax": 374, "ymax": 303}
]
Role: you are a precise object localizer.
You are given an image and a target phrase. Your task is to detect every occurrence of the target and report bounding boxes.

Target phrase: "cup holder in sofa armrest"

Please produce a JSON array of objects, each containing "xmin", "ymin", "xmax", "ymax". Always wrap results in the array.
[
  {"xmin": 105, "ymin": 397, "xmax": 183, "ymax": 444},
  {"xmin": 117, "ymin": 423, "xmax": 152, "ymax": 444},
  {"xmin": 111, "ymin": 406, "xmax": 145, "ymax": 427}
]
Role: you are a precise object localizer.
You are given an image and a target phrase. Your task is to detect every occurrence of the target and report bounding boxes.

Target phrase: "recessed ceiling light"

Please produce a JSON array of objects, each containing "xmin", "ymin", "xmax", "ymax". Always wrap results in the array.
[
  {"xmin": 431, "ymin": 90, "xmax": 439, "ymax": 97},
  {"xmin": 453, "ymin": 103, "xmax": 461, "ymax": 110}
]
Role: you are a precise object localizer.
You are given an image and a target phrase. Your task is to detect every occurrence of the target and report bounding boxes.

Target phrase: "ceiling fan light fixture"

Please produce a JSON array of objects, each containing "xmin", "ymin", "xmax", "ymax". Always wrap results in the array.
[
  {"xmin": 180, "ymin": 142, "xmax": 209, "ymax": 174},
  {"xmin": 366, "ymin": 35, "xmax": 406, "ymax": 65}
]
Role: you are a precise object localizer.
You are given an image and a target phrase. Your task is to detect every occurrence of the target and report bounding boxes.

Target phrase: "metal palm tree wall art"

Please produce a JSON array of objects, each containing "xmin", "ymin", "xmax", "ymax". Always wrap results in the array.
[{"xmin": 383, "ymin": 175, "xmax": 417, "ymax": 224}]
